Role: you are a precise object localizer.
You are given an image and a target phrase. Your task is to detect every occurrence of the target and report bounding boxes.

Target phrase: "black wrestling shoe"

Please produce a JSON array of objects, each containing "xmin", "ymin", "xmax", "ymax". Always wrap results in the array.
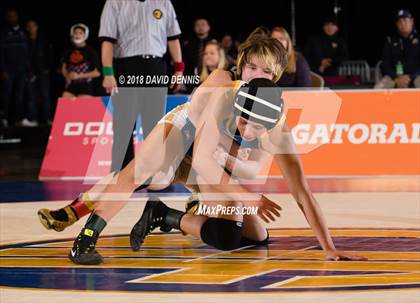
[
  {"xmin": 130, "ymin": 199, "xmax": 170, "ymax": 251},
  {"xmin": 68, "ymin": 228, "xmax": 103, "ymax": 265}
]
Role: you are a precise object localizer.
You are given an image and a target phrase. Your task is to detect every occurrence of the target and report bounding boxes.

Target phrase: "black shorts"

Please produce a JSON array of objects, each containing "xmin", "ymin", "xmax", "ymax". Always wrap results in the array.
[{"xmin": 65, "ymin": 81, "xmax": 94, "ymax": 96}]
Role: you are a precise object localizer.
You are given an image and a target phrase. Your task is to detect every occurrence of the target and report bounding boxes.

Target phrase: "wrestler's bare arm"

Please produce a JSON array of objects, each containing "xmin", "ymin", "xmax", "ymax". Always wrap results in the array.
[
  {"xmin": 187, "ymin": 69, "xmax": 233, "ymax": 124},
  {"xmin": 269, "ymin": 122, "xmax": 367, "ymax": 260},
  {"xmin": 223, "ymin": 148, "xmax": 270, "ymax": 180}
]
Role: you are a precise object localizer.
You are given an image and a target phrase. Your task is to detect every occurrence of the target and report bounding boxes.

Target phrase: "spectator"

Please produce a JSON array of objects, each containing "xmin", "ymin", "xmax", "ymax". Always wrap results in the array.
[
  {"xmin": 183, "ymin": 18, "xmax": 212, "ymax": 91},
  {"xmin": 271, "ymin": 27, "xmax": 311, "ymax": 87},
  {"xmin": 199, "ymin": 40, "xmax": 227, "ymax": 83},
  {"xmin": 221, "ymin": 34, "xmax": 238, "ymax": 67},
  {"xmin": 375, "ymin": 9, "xmax": 420, "ymax": 89},
  {"xmin": 304, "ymin": 17, "xmax": 349, "ymax": 76},
  {"xmin": 0, "ymin": 8, "xmax": 29, "ymax": 127},
  {"xmin": 99, "ymin": 0, "xmax": 183, "ymax": 172},
  {"xmin": 60, "ymin": 24, "xmax": 100, "ymax": 97},
  {"xmin": 24, "ymin": 19, "xmax": 53, "ymax": 125}
]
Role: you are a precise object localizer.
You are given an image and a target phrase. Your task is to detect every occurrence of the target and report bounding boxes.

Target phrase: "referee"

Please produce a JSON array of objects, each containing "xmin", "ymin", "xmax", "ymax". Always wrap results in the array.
[{"xmin": 99, "ymin": 0, "xmax": 184, "ymax": 173}]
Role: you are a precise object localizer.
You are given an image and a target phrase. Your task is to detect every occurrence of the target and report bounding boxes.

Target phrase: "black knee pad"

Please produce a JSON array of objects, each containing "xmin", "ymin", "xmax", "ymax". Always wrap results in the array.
[{"xmin": 200, "ymin": 218, "xmax": 243, "ymax": 251}]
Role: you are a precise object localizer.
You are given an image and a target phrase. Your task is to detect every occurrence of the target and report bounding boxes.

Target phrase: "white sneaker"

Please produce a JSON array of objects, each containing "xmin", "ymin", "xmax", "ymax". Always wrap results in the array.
[{"xmin": 21, "ymin": 118, "xmax": 38, "ymax": 127}]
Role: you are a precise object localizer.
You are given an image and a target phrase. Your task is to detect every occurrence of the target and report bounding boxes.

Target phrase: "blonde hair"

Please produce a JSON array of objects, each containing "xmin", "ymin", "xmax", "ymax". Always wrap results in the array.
[
  {"xmin": 200, "ymin": 40, "xmax": 227, "ymax": 83},
  {"xmin": 271, "ymin": 27, "xmax": 297, "ymax": 73},
  {"xmin": 236, "ymin": 27, "xmax": 288, "ymax": 82}
]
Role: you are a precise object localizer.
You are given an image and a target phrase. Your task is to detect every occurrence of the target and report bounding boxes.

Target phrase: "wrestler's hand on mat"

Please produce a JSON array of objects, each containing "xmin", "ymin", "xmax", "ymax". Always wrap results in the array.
[
  {"xmin": 245, "ymin": 195, "xmax": 282, "ymax": 223},
  {"xmin": 325, "ymin": 249, "xmax": 368, "ymax": 261}
]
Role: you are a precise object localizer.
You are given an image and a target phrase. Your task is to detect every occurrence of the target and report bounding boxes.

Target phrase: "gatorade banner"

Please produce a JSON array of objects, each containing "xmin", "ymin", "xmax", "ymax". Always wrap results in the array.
[
  {"xmin": 39, "ymin": 90, "xmax": 420, "ymax": 180},
  {"xmin": 266, "ymin": 89, "xmax": 420, "ymax": 176},
  {"xmin": 285, "ymin": 90, "xmax": 420, "ymax": 176}
]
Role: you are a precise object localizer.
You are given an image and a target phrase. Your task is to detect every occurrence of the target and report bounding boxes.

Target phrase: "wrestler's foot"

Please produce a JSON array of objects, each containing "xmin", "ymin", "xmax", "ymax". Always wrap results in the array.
[
  {"xmin": 68, "ymin": 228, "xmax": 103, "ymax": 265},
  {"xmin": 38, "ymin": 204, "xmax": 78, "ymax": 232},
  {"xmin": 130, "ymin": 199, "xmax": 171, "ymax": 251}
]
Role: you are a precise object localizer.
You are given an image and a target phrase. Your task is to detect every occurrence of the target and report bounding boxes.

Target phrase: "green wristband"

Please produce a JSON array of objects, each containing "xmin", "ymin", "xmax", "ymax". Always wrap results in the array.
[{"xmin": 102, "ymin": 66, "xmax": 114, "ymax": 76}]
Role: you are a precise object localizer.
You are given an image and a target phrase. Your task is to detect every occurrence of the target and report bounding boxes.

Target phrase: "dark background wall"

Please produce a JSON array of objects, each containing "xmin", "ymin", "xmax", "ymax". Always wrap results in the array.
[
  {"xmin": 1, "ymin": 0, "xmax": 417, "ymax": 106},
  {"xmin": 1, "ymin": 0, "xmax": 418, "ymax": 66}
]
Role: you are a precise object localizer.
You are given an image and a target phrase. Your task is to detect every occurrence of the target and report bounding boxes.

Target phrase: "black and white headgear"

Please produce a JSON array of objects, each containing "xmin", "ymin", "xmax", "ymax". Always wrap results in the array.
[{"xmin": 233, "ymin": 78, "xmax": 284, "ymax": 129}]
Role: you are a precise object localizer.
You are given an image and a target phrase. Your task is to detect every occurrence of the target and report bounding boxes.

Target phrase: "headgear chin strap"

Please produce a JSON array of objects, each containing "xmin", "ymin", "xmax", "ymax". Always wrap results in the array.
[
  {"xmin": 233, "ymin": 78, "xmax": 284, "ymax": 129},
  {"xmin": 70, "ymin": 23, "xmax": 89, "ymax": 43}
]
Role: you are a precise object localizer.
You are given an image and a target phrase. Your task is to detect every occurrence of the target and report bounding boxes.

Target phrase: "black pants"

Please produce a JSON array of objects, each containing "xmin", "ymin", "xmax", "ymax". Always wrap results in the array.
[
  {"xmin": 0, "ymin": 70, "xmax": 26, "ymax": 122},
  {"xmin": 111, "ymin": 56, "xmax": 167, "ymax": 172},
  {"xmin": 24, "ymin": 73, "xmax": 51, "ymax": 122}
]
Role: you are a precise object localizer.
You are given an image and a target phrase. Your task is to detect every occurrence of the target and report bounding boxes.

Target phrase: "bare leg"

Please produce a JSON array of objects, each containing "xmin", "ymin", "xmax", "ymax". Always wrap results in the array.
[
  {"xmin": 179, "ymin": 174, "xmax": 267, "ymax": 241},
  {"xmin": 241, "ymin": 214, "xmax": 268, "ymax": 241},
  {"xmin": 180, "ymin": 214, "xmax": 209, "ymax": 237},
  {"xmin": 130, "ymin": 172, "xmax": 268, "ymax": 253},
  {"xmin": 147, "ymin": 169, "xmax": 175, "ymax": 191},
  {"xmin": 94, "ymin": 123, "xmax": 184, "ymax": 221},
  {"xmin": 179, "ymin": 175, "xmax": 243, "ymax": 238},
  {"xmin": 38, "ymin": 123, "xmax": 185, "ymax": 232}
]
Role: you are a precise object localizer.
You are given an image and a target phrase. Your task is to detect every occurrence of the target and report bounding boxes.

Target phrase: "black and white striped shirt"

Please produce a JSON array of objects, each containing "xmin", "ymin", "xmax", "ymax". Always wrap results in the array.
[{"xmin": 99, "ymin": 0, "xmax": 181, "ymax": 58}]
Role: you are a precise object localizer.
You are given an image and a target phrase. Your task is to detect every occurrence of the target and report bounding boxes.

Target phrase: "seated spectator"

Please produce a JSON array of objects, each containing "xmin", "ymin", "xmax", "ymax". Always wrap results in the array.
[
  {"xmin": 0, "ymin": 8, "xmax": 29, "ymax": 127},
  {"xmin": 60, "ymin": 24, "xmax": 100, "ymax": 97},
  {"xmin": 304, "ymin": 17, "xmax": 348, "ymax": 76},
  {"xmin": 183, "ymin": 18, "xmax": 213, "ymax": 79},
  {"xmin": 271, "ymin": 27, "xmax": 311, "ymax": 87},
  {"xmin": 25, "ymin": 19, "xmax": 53, "ymax": 125},
  {"xmin": 375, "ymin": 9, "xmax": 419, "ymax": 89},
  {"xmin": 221, "ymin": 34, "xmax": 238, "ymax": 67},
  {"xmin": 199, "ymin": 40, "xmax": 227, "ymax": 83}
]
